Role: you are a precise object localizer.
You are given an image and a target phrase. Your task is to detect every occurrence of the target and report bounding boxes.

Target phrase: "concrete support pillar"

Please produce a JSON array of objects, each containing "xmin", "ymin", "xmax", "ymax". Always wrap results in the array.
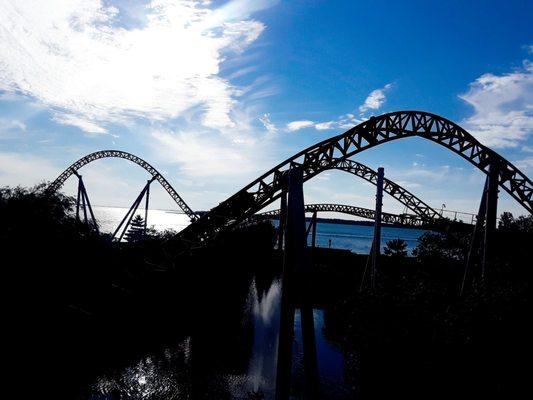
[
  {"xmin": 278, "ymin": 190, "xmax": 288, "ymax": 250},
  {"xmin": 276, "ymin": 167, "xmax": 318, "ymax": 400}
]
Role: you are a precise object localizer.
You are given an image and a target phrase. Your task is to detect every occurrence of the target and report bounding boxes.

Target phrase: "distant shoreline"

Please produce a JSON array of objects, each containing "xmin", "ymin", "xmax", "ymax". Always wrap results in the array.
[
  {"xmin": 263, "ymin": 215, "xmax": 425, "ymax": 229},
  {"xmin": 94, "ymin": 205, "xmax": 425, "ymax": 230}
]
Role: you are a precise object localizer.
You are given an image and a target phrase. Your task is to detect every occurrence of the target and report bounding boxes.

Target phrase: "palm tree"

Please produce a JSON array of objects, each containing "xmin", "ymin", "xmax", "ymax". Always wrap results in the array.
[{"xmin": 384, "ymin": 238, "xmax": 408, "ymax": 257}]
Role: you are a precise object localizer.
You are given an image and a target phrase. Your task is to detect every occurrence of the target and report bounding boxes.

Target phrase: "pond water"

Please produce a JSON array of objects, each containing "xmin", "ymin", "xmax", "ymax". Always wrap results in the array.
[
  {"xmin": 85, "ymin": 277, "xmax": 355, "ymax": 400},
  {"xmin": 80, "ymin": 206, "xmax": 429, "ymax": 399}
]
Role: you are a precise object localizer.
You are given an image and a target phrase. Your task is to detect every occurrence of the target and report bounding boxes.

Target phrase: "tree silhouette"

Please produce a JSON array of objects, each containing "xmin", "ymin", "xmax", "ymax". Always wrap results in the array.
[
  {"xmin": 384, "ymin": 238, "xmax": 408, "ymax": 257},
  {"xmin": 498, "ymin": 211, "xmax": 533, "ymax": 233},
  {"xmin": 498, "ymin": 211, "xmax": 515, "ymax": 230},
  {"xmin": 124, "ymin": 214, "xmax": 146, "ymax": 242}
]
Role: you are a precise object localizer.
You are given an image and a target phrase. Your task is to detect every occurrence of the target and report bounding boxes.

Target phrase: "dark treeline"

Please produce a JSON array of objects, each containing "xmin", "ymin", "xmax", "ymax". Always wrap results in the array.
[
  {"xmin": 310, "ymin": 220, "xmax": 532, "ymax": 399},
  {"xmin": 3, "ymin": 184, "xmax": 532, "ymax": 399},
  {"xmin": 3, "ymin": 185, "xmax": 279, "ymax": 399}
]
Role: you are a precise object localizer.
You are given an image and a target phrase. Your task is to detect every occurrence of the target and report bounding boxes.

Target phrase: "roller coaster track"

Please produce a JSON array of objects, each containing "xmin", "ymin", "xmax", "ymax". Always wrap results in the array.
[
  {"xmin": 175, "ymin": 111, "xmax": 532, "ymax": 243},
  {"xmin": 329, "ymin": 158, "xmax": 440, "ymax": 221},
  {"xmin": 47, "ymin": 150, "xmax": 198, "ymax": 221},
  {"xmin": 259, "ymin": 203, "xmax": 425, "ymax": 227}
]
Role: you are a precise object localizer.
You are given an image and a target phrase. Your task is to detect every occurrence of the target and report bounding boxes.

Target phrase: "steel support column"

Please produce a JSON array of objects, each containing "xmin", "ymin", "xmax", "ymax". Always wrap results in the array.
[
  {"xmin": 144, "ymin": 179, "xmax": 151, "ymax": 234},
  {"xmin": 482, "ymin": 161, "xmax": 499, "ymax": 277},
  {"xmin": 75, "ymin": 175, "xmax": 82, "ymax": 221},
  {"xmin": 310, "ymin": 211, "xmax": 317, "ymax": 249},
  {"xmin": 370, "ymin": 167, "xmax": 384, "ymax": 290},
  {"xmin": 461, "ymin": 177, "xmax": 488, "ymax": 295},
  {"xmin": 112, "ymin": 177, "xmax": 156, "ymax": 241},
  {"xmin": 80, "ymin": 178, "xmax": 98, "ymax": 233}
]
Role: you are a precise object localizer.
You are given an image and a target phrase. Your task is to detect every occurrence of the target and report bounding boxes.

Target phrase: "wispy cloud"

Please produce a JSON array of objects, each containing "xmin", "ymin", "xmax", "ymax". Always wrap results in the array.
[
  {"xmin": 285, "ymin": 114, "xmax": 364, "ymax": 133},
  {"xmin": 0, "ymin": 0, "xmax": 274, "ymax": 134},
  {"xmin": 286, "ymin": 120, "xmax": 315, "ymax": 132},
  {"xmin": 459, "ymin": 59, "xmax": 533, "ymax": 148},
  {"xmin": 259, "ymin": 113, "xmax": 277, "ymax": 133},
  {"xmin": 149, "ymin": 128, "xmax": 273, "ymax": 179},
  {"xmin": 0, "ymin": 118, "xmax": 27, "ymax": 137},
  {"xmin": 359, "ymin": 83, "xmax": 393, "ymax": 114},
  {"xmin": 282, "ymin": 83, "xmax": 393, "ymax": 133},
  {"xmin": 314, "ymin": 121, "xmax": 335, "ymax": 130}
]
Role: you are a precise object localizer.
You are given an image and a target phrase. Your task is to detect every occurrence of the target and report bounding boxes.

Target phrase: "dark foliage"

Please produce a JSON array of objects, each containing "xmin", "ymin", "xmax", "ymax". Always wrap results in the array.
[
  {"xmin": 2, "ymin": 184, "xmax": 278, "ymax": 399},
  {"xmin": 383, "ymin": 238, "xmax": 408, "ymax": 257},
  {"xmin": 413, "ymin": 230, "xmax": 469, "ymax": 262},
  {"xmin": 319, "ymin": 216, "xmax": 531, "ymax": 400}
]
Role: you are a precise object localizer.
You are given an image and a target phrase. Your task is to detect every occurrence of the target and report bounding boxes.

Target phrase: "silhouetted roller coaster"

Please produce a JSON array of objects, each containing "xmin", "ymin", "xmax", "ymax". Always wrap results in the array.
[
  {"xmin": 48, "ymin": 111, "xmax": 532, "ymax": 244},
  {"xmin": 259, "ymin": 203, "xmax": 425, "ymax": 227},
  {"xmin": 174, "ymin": 111, "xmax": 532, "ymax": 244}
]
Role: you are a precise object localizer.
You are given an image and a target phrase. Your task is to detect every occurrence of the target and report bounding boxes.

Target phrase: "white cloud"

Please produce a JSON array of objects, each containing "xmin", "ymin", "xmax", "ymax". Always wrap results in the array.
[
  {"xmin": 0, "ymin": 0, "xmax": 272, "ymax": 133},
  {"xmin": 359, "ymin": 83, "xmax": 392, "ymax": 114},
  {"xmin": 286, "ymin": 120, "xmax": 315, "ymax": 132},
  {"xmin": 259, "ymin": 113, "xmax": 277, "ymax": 133},
  {"xmin": 278, "ymin": 84, "xmax": 390, "ymax": 134},
  {"xmin": 284, "ymin": 114, "xmax": 364, "ymax": 133},
  {"xmin": 459, "ymin": 60, "xmax": 533, "ymax": 148},
  {"xmin": 314, "ymin": 121, "xmax": 335, "ymax": 130},
  {"xmin": 52, "ymin": 114, "xmax": 107, "ymax": 134},
  {"xmin": 0, "ymin": 118, "xmax": 27, "ymax": 137}
]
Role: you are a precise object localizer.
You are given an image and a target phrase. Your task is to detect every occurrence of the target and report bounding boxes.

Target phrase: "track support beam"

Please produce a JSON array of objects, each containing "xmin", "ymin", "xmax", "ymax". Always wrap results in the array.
[
  {"xmin": 276, "ymin": 167, "xmax": 319, "ymax": 400},
  {"xmin": 370, "ymin": 167, "xmax": 385, "ymax": 290},
  {"xmin": 112, "ymin": 177, "xmax": 156, "ymax": 241},
  {"xmin": 482, "ymin": 160, "xmax": 499, "ymax": 277},
  {"xmin": 278, "ymin": 190, "xmax": 288, "ymax": 250},
  {"xmin": 462, "ymin": 177, "xmax": 488, "ymax": 295},
  {"xmin": 74, "ymin": 173, "xmax": 99, "ymax": 233}
]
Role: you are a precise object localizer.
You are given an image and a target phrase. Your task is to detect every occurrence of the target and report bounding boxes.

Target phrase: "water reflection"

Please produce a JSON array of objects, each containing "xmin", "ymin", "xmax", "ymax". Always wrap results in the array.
[
  {"xmin": 85, "ymin": 276, "xmax": 353, "ymax": 400},
  {"xmin": 91, "ymin": 339, "xmax": 192, "ymax": 399},
  {"xmin": 246, "ymin": 279, "xmax": 281, "ymax": 397}
]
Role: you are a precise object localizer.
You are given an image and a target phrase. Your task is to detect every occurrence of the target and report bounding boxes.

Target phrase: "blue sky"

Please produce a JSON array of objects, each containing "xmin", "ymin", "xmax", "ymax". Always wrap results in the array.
[{"xmin": 0, "ymin": 0, "xmax": 532, "ymax": 219}]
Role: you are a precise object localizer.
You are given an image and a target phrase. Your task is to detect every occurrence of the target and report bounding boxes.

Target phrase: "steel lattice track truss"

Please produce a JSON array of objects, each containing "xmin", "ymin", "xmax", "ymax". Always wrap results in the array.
[
  {"xmin": 260, "ymin": 203, "xmax": 425, "ymax": 227},
  {"xmin": 328, "ymin": 158, "xmax": 440, "ymax": 221},
  {"xmin": 177, "ymin": 111, "xmax": 532, "ymax": 243},
  {"xmin": 48, "ymin": 150, "xmax": 198, "ymax": 221}
]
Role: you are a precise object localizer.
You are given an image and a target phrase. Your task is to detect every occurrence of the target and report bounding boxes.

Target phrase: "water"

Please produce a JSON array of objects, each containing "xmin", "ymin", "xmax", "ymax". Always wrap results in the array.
[
  {"xmin": 93, "ymin": 206, "xmax": 191, "ymax": 234},
  {"xmin": 81, "ymin": 207, "xmax": 428, "ymax": 399},
  {"xmin": 307, "ymin": 221, "xmax": 425, "ymax": 254},
  {"xmin": 85, "ymin": 278, "xmax": 353, "ymax": 400},
  {"xmin": 93, "ymin": 206, "xmax": 426, "ymax": 254}
]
